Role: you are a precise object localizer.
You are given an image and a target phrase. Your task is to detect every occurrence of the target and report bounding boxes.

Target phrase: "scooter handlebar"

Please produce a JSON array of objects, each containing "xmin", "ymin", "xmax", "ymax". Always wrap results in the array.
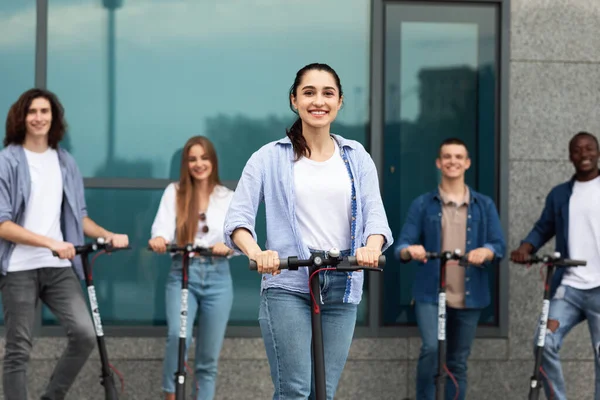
[
  {"xmin": 249, "ymin": 255, "xmax": 386, "ymax": 271},
  {"xmin": 527, "ymin": 253, "xmax": 587, "ymax": 267},
  {"xmin": 52, "ymin": 239, "xmax": 131, "ymax": 257},
  {"xmin": 147, "ymin": 244, "xmax": 223, "ymax": 257}
]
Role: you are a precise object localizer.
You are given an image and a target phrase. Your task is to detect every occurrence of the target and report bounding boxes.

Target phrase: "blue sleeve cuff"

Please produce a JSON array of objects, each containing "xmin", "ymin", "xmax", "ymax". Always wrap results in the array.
[
  {"xmin": 394, "ymin": 243, "xmax": 410, "ymax": 260},
  {"xmin": 223, "ymin": 222, "xmax": 257, "ymax": 253}
]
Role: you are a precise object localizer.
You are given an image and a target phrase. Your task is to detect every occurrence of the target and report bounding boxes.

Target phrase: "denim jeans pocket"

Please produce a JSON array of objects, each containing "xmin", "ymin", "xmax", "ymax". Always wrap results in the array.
[{"xmin": 205, "ymin": 260, "xmax": 231, "ymax": 278}]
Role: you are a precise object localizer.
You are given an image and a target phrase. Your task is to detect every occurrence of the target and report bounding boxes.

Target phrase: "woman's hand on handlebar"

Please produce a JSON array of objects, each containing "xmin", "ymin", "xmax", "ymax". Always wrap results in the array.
[
  {"xmin": 106, "ymin": 233, "xmax": 129, "ymax": 248},
  {"xmin": 148, "ymin": 237, "xmax": 169, "ymax": 254},
  {"xmin": 211, "ymin": 242, "xmax": 233, "ymax": 256},
  {"xmin": 356, "ymin": 246, "xmax": 382, "ymax": 268},
  {"xmin": 49, "ymin": 240, "xmax": 75, "ymax": 260},
  {"xmin": 357, "ymin": 234, "xmax": 385, "ymax": 268},
  {"xmin": 249, "ymin": 250, "xmax": 281, "ymax": 275}
]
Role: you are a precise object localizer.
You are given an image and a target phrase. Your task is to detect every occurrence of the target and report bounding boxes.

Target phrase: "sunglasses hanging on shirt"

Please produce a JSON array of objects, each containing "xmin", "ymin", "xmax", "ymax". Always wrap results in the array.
[{"xmin": 199, "ymin": 212, "xmax": 209, "ymax": 233}]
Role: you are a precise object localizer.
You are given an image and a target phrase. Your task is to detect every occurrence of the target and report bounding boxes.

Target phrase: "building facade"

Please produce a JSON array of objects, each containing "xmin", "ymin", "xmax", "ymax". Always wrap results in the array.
[{"xmin": 0, "ymin": 0, "xmax": 597, "ymax": 398}]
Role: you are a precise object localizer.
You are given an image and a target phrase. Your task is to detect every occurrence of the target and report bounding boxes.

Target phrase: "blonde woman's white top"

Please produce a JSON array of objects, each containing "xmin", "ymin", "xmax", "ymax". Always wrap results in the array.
[{"xmin": 151, "ymin": 183, "xmax": 234, "ymax": 247}]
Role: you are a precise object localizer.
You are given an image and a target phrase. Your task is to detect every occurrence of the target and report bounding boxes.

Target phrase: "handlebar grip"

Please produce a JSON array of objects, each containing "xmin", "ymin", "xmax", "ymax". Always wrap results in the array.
[
  {"xmin": 52, "ymin": 248, "xmax": 80, "ymax": 257},
  {"xmin": 147, "ymin": 245, "xmax": 173, "ymax": 252},
  {"xmin": 80, "ymin": 244, "xmax": 131, "ymax": 254},
  {"xmin": 52, "ymin": 245, "xmax": 131, "ymax": 257},
  {"xmin": 525, "ymin": 255, "xmax": 587, "ymax": 267},
  {"xmin": 249, "ymin": 258, "xmax": 289, "ymax": 271},
  {"xmin": 148, "ymin": 245, "xmax": 213, "ymax": 256},
  {"xmin": 147, "ymin": 245, "xmax": 180, "ymax": 252},
  {"xmin": 561, "ymin": 259, "xmax": 587, "ymax": 267},
  {"xmin": 107, "ymin": 245, "xmax": 132, "ymax": 252},
  {"xmin": 346, "ymin": 255, "xmax": 386, "ymax": 267}
]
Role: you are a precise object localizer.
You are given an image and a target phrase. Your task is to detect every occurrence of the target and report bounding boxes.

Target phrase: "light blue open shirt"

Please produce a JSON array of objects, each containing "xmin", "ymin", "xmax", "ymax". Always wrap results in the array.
[
  {"xmin": 223, "ymin": 134, "xmax": 393, "ymax": 304},
  {"xmin": 0, "ymin": 145, "xmax": 87, "ymax": 278}
]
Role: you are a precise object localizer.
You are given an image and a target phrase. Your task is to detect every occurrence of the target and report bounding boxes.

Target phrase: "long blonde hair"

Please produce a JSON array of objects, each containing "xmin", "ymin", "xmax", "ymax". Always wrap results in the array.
[{"xmin": 175, "ymin": 136, "xmax": 221, "ymax": 245}]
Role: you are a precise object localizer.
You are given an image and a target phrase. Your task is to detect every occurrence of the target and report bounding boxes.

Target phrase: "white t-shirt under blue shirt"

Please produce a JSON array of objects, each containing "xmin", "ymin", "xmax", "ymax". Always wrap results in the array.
[
  {"xmin": 562, "ymin": 176, "xmax": 600, "ymax": 289},
  {"xmin": 293, "ymin": 138, "xmax": 352, "ymax": 251},
  {"xmin": 8, "ymin": 148, "xmax": 71, "ymax": 272}
]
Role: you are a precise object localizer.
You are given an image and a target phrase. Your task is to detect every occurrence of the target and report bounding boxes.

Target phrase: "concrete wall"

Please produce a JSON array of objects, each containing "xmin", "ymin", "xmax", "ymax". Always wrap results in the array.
[{"xmin": 507, "ymin": 0, "xmax": 600, "ymax": 398}]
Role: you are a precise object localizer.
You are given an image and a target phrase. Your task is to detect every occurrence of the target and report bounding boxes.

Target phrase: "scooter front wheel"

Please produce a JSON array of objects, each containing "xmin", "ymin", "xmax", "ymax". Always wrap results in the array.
[{"xmin": 102, "ymin": 374, "xmax": 120, "ymax": 400}]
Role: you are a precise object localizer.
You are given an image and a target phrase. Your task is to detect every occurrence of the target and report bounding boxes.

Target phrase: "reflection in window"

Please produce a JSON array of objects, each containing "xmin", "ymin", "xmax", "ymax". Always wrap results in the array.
[
  {"xmin": 40, "ymin": 188, "xmax": 367, "ymax": 327},
  {"xmin": 0, "ymin": 1, "xmax": 36, "ymax": 326},
  {"xmin": 42, "ymin": 188, "xmax": 265, "ymax": 326},
  {"xmin": 47, "ymin": 0, "xmax": 370, "ymax": 180},
  {"xmin": 45, "ymin": 0, "xmax": 372, "ymax": 328},
  {"xmin": 382, "ymin": 3, "xmax": 499, "ymax": 326},
  {"xmin": 0, "ymin": 2, "xmax": 35, "ymax": 114}
]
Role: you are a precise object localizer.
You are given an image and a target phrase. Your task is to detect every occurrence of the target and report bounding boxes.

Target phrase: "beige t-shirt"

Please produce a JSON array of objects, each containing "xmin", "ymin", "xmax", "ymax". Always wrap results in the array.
[{"xmin": 438, "ymin": 187, "xmax": 470, "ymax": 309}]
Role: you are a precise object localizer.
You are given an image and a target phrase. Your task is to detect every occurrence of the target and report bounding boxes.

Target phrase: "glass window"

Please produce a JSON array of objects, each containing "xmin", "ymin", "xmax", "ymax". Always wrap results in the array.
[
  {"xmin": 43, "ymin": 188, "xmax": 163, "ymax": 325},
  {"xmin": 0, "ymin": 1, "xmax": 36, "ymax": 326},
  {"xmin": 0, "ymin": 2, "xmax": 36, "ymax": 115},
  {"xmin": 42, "ymin": 188, "xmax": 265, "ymax": 326},
  {"xmin": 45, "ymin": 0, "xmax": 372, "ymax": 328},
  {"xmin": 381, "ymin": 3, "xmax": 499, "ymax": 326},
  {"xmin": 42, "ymin": 188, "xmax": 362, "ymax": 326},
  {"xmin": 47, "ymin": 0, "xmax": 370, "ymax": 180}
]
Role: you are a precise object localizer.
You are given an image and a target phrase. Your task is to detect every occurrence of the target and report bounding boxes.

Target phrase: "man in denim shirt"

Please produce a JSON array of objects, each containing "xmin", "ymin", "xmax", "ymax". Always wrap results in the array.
[
  {"xmin": 0, "ymin": 89, "xmax": 129, "ymax": 400},
  {"xmin": 395, "ymin": 138, "xmax": 505, "ymax": 400},
  {"xmin": 511, "ymin": 131, "xmax": 600, "ymax": 400}
]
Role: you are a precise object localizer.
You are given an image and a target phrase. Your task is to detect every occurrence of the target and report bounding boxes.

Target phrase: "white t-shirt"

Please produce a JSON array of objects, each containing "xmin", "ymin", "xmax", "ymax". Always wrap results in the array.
[
  {"xmin": 151, "ymin": 183, "xmax": 234, "ymax": 248},
  {"xmin": 562, "ymin": 176, "xmax": 600, "ymax": 289},
  {"xmin": 293, "ymin": 139, "xmax": 352, "ymax": 251},
  {"xmin": 8, "ymin": 148, "xmax": 71, "ymax": 272}
]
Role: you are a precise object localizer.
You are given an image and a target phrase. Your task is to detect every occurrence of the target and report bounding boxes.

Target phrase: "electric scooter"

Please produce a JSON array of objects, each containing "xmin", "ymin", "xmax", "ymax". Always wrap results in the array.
[
  {"xmin": 250, "ymin": 248, "xmax": 385, "ymax": 400},
  {"xmin": 149, "ymin": 243, "xmax": 221, "ymax": 400},
  {"xmin": 53, "ymin": 237, "xmax": 130, "ymax": 400},
  {"xmin": 422, "ymin": 249, "xmax": 467, "ymax": 400},
  {"xmin": 521, "ymin": 252, "xmax": 586, "ymax": 400}
]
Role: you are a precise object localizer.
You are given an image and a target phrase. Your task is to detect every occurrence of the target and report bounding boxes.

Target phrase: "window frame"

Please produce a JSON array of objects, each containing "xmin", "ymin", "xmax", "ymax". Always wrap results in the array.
[{"xmin": 368, "ymin": 0, "xmax": 510, "ymax": 338}]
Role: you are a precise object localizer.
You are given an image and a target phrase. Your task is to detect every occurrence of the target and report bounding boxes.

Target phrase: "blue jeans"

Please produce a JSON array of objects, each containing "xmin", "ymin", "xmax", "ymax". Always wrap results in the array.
[
  {"xmin": 162, "ymin": 258, "xmax": 233, "ymax": 400},
  {"xmin": 415, "ymin": 302, "xmax": 481, "ymax": 400},
  {"xmin": 534, "ymin": 285, "xmax": 600, "ymax": 400},
  {"xmin": 259, "ymin": 271, "xmax": 358, "ymax": 400}
]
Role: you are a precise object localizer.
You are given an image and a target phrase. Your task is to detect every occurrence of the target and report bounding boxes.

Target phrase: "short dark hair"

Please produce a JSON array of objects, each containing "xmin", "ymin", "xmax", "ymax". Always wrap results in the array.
[
  {"xmin": 438, "ymin": 137, "xmax": 469, "ymax": 157},
  {"xmin": 4, "ymin": 88, "xmax": 67, "ymax": 149},
  {"xmin": 569, "ymin": 131, "xmax": 599, "ymax": 152}
]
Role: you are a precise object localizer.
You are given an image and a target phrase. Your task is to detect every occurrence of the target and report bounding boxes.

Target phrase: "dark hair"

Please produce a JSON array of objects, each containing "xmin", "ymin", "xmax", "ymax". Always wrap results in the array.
[
  {"xmin": 286, "ymin": 63, "xmax": 343, "ymax": 160},
  {"xmin": 569, "ymin": 131, "xmax": 599, "ymax": 153},
  {"xmin": 438, "ymin": 137, "xmax": 469, "ymax": 158},
  {"xmin": 4, "ymin": 88, "xmax": 67, "ymax": 149}
]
